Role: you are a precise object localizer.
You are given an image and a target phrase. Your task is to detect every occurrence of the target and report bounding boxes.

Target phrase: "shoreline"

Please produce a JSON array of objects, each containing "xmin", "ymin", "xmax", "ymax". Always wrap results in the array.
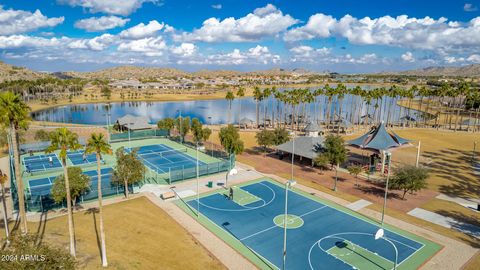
[{"xmin": 28, "ymin": 82, "xmax": 406, "ymax": 113}]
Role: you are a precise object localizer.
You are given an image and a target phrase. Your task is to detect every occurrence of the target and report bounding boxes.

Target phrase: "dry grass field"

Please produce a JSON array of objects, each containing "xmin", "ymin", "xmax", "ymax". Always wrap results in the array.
[{"xmin": 2, "ymin": 197, "xmax": 225, "ymax": 270}]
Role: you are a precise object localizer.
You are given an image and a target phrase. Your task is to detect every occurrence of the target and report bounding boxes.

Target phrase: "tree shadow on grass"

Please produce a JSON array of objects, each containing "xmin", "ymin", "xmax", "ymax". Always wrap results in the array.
[
  {"xmin": 85, "ymin": 207, "xmax": 101, "ymax": 259},
  {"xmin": 356, "ymin": 185, "xmax": 401, "ymax": 200},
  {"xmin": 422, "ymin": 148, "xmax": 479, "ymax": 199},
  {"xmin": 34, "ymin": 211, "xmax": 48, "ymax": 245},
  {"xmin": 434, "ymin": 210, "xmax": 480, "ymax": 248}
]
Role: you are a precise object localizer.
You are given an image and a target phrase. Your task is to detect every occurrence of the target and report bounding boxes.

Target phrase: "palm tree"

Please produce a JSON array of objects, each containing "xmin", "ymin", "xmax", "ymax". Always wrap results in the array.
[
  {"xmin": 313, "ymin": 88, "xmax": 324, "ymax": 124},
  {"xmin": 0, "ymin": 91, "xmax": 30, "ymax": 234},
  {"xmin": 262, "ymin": 88, "xmax": 272, "ymax": 128},
  {"xmin": 236, "ymin": 87, "xmax": 245, "ymax": 126},
  {"xmin": 85, "ymin": 133, "xmax": 112, "ymax": 267},
  {"xmin": 335, "ymin": 84, "xmax": 347, "ymax": 134},
  {"xmin": 253, "ymin": 87, "xmax": 263, "ymax": 128},
  {"xmin": 225, "ymin": 91, "xmax": 235, "ymax": 124},
  {"xmin": 46, "ymin": 127, "xmax": 82, "ymax": 257},
  {"xmin": 324, "ymin": 84, "xmax": 335, "ymax": 128}
]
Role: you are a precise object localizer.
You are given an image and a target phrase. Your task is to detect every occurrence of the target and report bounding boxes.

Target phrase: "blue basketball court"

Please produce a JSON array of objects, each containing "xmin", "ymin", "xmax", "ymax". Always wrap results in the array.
[
  {"xmin": 185, "ymin": 179, "xmax": 439, "ymax": 270},
  {"xmin": 23, "ymin": 154, "xmax": 62, "ymax": 173},
  {"xmin": 127, "ymin": 144, "xmax": 204, "ymax": 174}
]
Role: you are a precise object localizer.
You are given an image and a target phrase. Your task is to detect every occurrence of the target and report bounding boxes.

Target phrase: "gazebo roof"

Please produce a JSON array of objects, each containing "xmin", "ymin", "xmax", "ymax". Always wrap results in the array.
[
  {"xmin": 116, "ymin": 114, "xmax": 151, "ymax": 130},
  {"xmin": 239, "ymin": 117, "xmax": 255, "ymax": 124},
  {"xmin": 276, "ymin": 136, "xmax": 324, "ymax": 160},
  {"xmin": 304, "ymin": 122, "xmax": 322, "ymax": 132},
  {"xmin": 348, "ymin": 122, "xmax": 411, "ymax": 151}
]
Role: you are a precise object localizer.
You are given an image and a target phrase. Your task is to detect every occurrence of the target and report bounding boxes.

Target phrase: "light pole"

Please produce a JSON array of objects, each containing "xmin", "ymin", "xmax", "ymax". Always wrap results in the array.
[
  {"xmin": 415, "ymin": 141, "xmax": 421, "ymax": 167},
  {"xmin": 208, "ymin": 116, "xmax": 213, "ymax": 156},
  {"xmin": 291, "ymin": 132, "xmax": 296, "ymax": 181},
  {"xmin": 104, "ymin": 112, "xmax": 111, "ymax": 142},
  {"xmin": 374, "ymin": 228, "xmax": 398, "ymax": 270},
  {"xmin": 128, "ymin": 122, "xmax": 134, "ymax": 148},
  {"xmin": 381, "ymin": 151, "xmax": 392, "ymax": 225},
  {"xmin": 283, "ymin": 179, "xmax": 296, "ymax": 270},
  {"xmin": 196, "ymin": 141, "xmax": 200, "ymax": 218},
  {"xmin": 177, "ymin": 110, "xmax": 183, "ymax": 143}
]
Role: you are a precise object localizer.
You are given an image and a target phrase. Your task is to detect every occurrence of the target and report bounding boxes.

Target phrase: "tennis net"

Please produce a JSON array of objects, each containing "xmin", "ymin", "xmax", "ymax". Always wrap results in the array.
[{"xmin": 137, "ymin": 148, "xmax": 188, "ymax": 159}]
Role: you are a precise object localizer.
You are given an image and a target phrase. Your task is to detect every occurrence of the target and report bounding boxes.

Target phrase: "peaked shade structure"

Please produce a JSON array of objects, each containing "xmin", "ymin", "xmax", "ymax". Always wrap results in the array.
[{"xmin": 348, "ymin": 122, "xmax": 411, "ymax": 152}]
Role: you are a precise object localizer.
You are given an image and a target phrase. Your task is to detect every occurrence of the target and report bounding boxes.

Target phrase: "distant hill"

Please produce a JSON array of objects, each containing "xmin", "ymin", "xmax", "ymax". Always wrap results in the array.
[
  {"xmin": 75, "ymin": 66, "xmax": 189, "ymax": 80},
  {"xmin": 392, "ymin": 64, "xmax": 480, "ymax": 77},
  {"xmin": 0, "ymin": 61, "xmax": 47, "ymax": 82},
  {"xmin": 192, "ymin": 69, "xmax": 242, "ymax": 77}
]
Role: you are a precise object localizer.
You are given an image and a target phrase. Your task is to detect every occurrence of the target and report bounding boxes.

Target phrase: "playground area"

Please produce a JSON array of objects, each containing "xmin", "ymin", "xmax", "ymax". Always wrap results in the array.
[{"xmin": 178, "ymin": 179, "xmax": 441, "ymax": 270}]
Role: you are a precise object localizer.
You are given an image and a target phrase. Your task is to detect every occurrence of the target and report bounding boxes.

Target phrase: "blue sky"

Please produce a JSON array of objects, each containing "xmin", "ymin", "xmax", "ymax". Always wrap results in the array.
[{"xmin": 0, "ymin": 0, "xmax": 479, "ymax": 72}]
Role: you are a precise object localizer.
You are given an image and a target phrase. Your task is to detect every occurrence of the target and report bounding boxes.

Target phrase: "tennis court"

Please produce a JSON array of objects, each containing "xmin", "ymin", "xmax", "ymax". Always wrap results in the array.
[
  {"xmin": 28, "ymin": 167, "xmax": 113, "ymax": 197},
  {"xmin": 183, "ymin": 179, "xmax": 441, "ymax": 270},
  {"xmin": 127, "ymin": 144, "xmax": 205, "ymax": 174},
  {"xmin": 23, "ymin": 154, "xmax": 62, "ymax": 173},
  {"xmin": 67, "ymin": 150, "xmax": 98, "ymax": 165}
]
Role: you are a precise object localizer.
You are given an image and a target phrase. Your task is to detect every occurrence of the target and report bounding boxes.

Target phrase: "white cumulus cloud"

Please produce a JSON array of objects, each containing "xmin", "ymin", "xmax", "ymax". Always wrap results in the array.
[
  {"xmin": 211, "ymin": 4, "xmax": 222, "ymax": 10},
  {"xmin": 178, "ymin": 4, "xmax": 298, "ymax": 42},
  {"xmin": 289, "ymin": 45, "xmax": 331, "ymax": 62},
  {"xmin": 171, "ymin": 43, "xmax": 197, "ymax": 57},
  {"xmin": 401, "ymin": 51, "xmax": 415, "ymax": 62},
  {"xmin": 284, "ymin": 13, "xmax": 480, "ymax": 54},
  {"xmin": 67, "ymin": 33, "xmax": 116, "ymax": 51},
  {"xmin": 117, "ymin": 37, "xmax": 167, "ymax": 56},
  {"xmin": 0, "ymin": 35, "xmax": 65, "ymax": 48},
  {"xmin": 74, "ymin": 16, "xmax": 130, "ymax": 32},
  {"xmin": 119, "ymin": 20, "xmax": 164, "ymax": 39},
  {"xmin": 0, "ymin": 6, "xmax": 64, "ymax": 35},
  {"xmin": 57, "ymin": 0, "xmax": 155, "ymax": 16},
  {"xmin": 204, "ymin": 45, "xmax": 280, "ymax": 65}
]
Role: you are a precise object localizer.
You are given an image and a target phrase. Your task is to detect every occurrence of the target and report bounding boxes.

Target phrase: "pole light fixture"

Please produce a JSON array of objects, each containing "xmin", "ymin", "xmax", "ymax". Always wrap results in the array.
[{"xmin": 282, "ymin": 179, "xmax": 296, "ymax": 270}]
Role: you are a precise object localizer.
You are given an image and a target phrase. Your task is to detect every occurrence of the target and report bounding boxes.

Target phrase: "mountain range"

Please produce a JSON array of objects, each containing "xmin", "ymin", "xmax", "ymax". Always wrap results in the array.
[{"xmin": 0, "ymin": 61, "xmax": 479, "ymax": 82}]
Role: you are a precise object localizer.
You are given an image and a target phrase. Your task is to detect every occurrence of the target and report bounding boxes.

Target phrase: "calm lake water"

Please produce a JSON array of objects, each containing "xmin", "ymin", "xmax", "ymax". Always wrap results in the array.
[{"xmin": 31, "ymin": 88, "xmax": 415, "ymax": 125}]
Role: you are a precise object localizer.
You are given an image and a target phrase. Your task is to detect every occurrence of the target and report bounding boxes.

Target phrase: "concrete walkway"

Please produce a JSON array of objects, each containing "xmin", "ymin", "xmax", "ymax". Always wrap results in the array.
[
  {"xmin": 436, "ymin": 193, "xmax": 479, "ymax": 210},
  {"xmin": 408, "ymin": 208, "xmax": 480, "ymax": 239},
  {"xmin": 347, "ymin": 199, "xmax": 372, "ymax": 211}
]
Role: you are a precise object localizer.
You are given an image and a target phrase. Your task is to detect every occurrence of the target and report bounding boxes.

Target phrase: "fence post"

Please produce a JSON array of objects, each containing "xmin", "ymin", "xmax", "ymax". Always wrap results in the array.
[
  {"xmin": 168, "ymin": 168, "xmax": 171, "ymax": 185},
  {"xmin": 40, "ymin": 195, "xmax": 43, "ymax": 212}
]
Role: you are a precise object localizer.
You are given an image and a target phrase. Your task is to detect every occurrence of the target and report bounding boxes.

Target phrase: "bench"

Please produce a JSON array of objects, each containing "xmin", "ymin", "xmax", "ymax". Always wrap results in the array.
[{"xmin": 161, "ymin": 191, "xmax": 176, "ymax": 200}]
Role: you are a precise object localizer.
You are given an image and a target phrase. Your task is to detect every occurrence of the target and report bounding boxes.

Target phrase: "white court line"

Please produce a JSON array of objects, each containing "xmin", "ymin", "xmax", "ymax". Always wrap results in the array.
[
  {"xmin": 198, "ymin": 183, "xmax": 276, "ymax": 212},
  {"xmin": 200, "ymin": 211, "xmax": 280, "ymax": 270},
  {"xmin": 240, "ymin": 206, "xmax": 328, "ymax": 241},
  {"xmin": 308, "ymin": 231, "xmax": 423, "ymax": 270}
]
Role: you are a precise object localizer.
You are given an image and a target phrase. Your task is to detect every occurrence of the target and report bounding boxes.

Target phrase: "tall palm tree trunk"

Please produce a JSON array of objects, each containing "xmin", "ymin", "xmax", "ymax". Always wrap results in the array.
[
  {"xmin": 238, "ymin": 99, "xmax": 242, "ymax": 127},
  {"xmin": 256, "ymin": 102, "xmax": 259, "ymax": 128},
  {"xmin": 228, "ymin": 101, "xmax": 232, "ymax": 124},
  {"xmin": 10, "ymin": 124, "xmax": 27, "ymax": 234},
  {"xmin": 62, "ymin": 160, "xmax": 76, "ymax": 257},
  {"xmin": 1, "ymin": 182, "xmax": 9, "ymax": 241},
  {"xmin": 96, "ymin": 153, "xmax": 108, "ymax": 267}
]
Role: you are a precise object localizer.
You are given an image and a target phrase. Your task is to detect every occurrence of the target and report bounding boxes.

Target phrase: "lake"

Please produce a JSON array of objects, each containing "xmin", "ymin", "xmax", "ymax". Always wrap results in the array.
[{"xmin": 31, "ymin": 89, "xmax": 415, "ymax": 125}]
